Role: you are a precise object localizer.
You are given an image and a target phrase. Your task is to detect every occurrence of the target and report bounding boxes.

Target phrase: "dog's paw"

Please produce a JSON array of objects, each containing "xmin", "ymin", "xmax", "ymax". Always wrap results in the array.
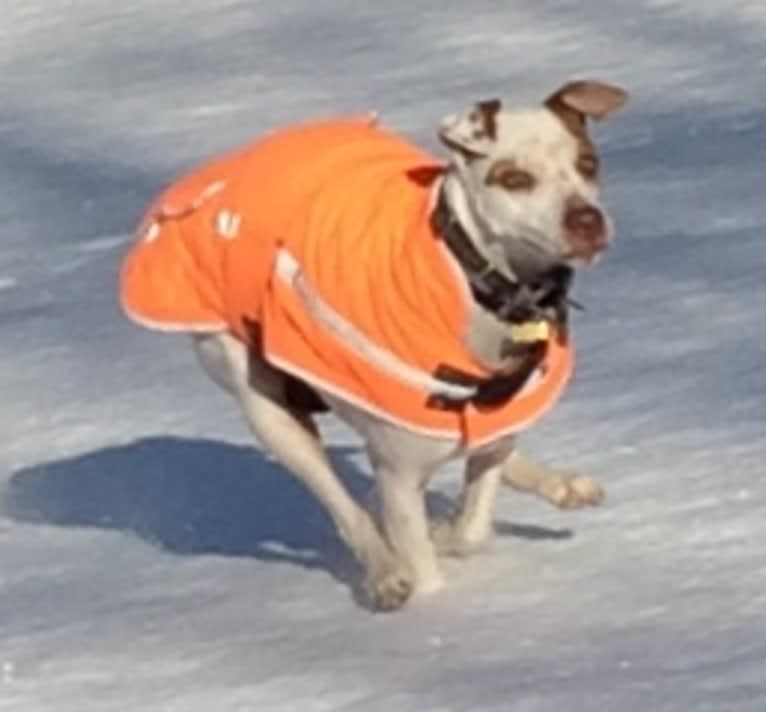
[
  {"xmin": 365, "ymin": 567, "xmax": 414, "ymax": 612},
  {"xmin": 547, "ymin": 474, "xmax": 604, "ymax": 509}
]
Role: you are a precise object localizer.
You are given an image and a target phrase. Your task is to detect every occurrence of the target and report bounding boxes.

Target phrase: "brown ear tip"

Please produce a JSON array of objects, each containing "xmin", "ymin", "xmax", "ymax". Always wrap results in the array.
[
  {"xmin": 570, "ymin": 77, "xmax": 627, "ymax": 89},
  {"xmin": 476, "ymin": 97, "xmax": 503, "ymax": 112},
  {"xmin": 604, "ymin": 83, "xmax": 630, "ymax": 103},
  {"xmin": 546, "ymin": 79, "xmax": 629, "ymax": 120}
]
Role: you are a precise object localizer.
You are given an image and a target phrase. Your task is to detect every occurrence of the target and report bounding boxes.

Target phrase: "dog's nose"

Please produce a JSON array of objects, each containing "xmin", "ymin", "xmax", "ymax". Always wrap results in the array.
[
  {"xmin": 565, "ymin": 205, "xmax": 604, "ymax": 237},
  {"xmin": 563, "ymin": 201, "xmax": 608, "ymax": 258}
]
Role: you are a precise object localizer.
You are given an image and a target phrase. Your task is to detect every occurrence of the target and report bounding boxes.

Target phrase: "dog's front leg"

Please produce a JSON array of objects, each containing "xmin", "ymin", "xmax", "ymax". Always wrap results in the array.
[
  {"xmin": 431, "ymin": 444, "xmax": 510, "ymax": 557},
  {"xmin": 501, "ymin": 450, "xmax": 604, "ymax": 509},
  {"xmin": 372, "ymin": 460, "xmax": 445, "ymax": 599}
]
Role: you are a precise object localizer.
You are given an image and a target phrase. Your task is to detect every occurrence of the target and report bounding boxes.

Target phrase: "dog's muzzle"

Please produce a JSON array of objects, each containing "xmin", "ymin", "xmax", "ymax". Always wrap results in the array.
[{"xmin": 431, "ymin": 189, "xmax": 579, "ymax": 329}]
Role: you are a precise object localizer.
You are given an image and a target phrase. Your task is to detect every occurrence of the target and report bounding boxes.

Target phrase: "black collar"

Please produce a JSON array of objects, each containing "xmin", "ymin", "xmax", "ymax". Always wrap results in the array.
[{"xmin": 430, "ymin": 186, "xmax": 578, "ymax": 330}]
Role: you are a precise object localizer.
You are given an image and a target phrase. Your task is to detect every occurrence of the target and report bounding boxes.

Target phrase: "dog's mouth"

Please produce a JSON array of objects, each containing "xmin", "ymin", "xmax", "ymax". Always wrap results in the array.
[
  {"xmin": 503, "ymin": 233, "xmax": 568, "ymax": 283},
  {"xmin": 561, "ymin": 232, "xmax": 610, "ymax": 264},
  {"xmin": 507, "ymin": 227, "xmax": 611, "ymax": 279},
  {"xmin": 562, "ymin": 250, "xmax": 605, "ymax": 267}
]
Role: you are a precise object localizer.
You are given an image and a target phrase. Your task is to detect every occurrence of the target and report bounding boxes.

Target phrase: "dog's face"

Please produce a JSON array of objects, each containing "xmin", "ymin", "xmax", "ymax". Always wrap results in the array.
[{"xmin": 439, "ymin": 80, "xmax": 628, "ymax": 279}]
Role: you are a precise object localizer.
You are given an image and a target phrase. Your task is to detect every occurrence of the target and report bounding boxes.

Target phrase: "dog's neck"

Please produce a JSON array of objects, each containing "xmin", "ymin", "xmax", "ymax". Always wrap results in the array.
[{"xmin": 432, "ymin": 173, "xmax": 574, "ymax": 371}]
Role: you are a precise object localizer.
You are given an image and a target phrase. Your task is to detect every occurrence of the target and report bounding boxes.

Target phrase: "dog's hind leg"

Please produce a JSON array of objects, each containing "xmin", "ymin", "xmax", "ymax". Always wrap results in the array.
[
  {"xmin": 501, "ymin": 450, "xmax": 604, "ymax": 509},
  {"xmin": 193, "ymin": 333, "xmax": 413, "ymax": 610}
]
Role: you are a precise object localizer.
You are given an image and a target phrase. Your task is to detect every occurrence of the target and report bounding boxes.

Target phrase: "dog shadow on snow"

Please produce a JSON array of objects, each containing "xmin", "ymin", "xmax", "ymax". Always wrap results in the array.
[{"xmin": 3, "ymin": 436, "xmax": 571, "ymax": 600}]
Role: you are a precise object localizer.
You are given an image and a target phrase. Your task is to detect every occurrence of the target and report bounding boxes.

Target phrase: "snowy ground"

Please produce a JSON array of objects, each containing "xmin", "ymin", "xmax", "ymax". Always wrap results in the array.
[{"xmin": 1, "ymin": 2, "xmax": 765, "ymax": 710}]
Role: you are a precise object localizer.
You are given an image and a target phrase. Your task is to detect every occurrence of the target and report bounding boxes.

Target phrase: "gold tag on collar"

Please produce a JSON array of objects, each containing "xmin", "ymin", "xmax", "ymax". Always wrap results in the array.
[{"xmin": 509, "ymin": 320, "xmax": 550, "ymax": 343}]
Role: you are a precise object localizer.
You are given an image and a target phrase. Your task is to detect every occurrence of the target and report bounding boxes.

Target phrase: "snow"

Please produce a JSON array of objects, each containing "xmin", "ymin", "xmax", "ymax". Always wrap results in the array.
[{"xmin": 1, "ymin": 1, "xmax": 765, "ymax": 710}]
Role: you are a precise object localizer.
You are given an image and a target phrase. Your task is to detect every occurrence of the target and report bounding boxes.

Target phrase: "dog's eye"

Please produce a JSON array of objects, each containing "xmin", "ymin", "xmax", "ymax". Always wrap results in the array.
[
  {"xmin": 500, "ymin": 169, "xmax": 536, "ymax": 191},
  {"xmin": 577, "ymin": 155, "xmax": 599, "ymax": 180},
  {"xmin": 486, "ymin": 161, "xmax": 536, "ymax": 191}
]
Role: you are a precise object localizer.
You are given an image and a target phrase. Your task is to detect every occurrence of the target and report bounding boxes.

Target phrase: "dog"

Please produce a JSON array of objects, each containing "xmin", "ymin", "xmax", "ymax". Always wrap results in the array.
[{"xmin": 120, "ymin": 79, "xmax": 628, "ymax": 610}]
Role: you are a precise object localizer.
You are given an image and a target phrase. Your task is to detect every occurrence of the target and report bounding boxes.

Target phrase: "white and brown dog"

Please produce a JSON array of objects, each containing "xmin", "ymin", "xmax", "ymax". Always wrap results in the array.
[{"xmin": 120, "ymin": 79, "xmax": 628, "ymax": 610}]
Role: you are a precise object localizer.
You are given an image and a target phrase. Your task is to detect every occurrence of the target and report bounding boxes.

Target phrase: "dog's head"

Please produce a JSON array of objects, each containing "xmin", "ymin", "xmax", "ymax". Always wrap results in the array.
[{"xmin": 438, "ymin": 80, "xmax": 628, "ymax": 280}]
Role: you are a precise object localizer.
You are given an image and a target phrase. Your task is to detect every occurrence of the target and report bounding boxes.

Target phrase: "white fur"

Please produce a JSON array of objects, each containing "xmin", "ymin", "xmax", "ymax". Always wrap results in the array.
[
  {"xmin": 168, "ymin": 81, "xmax": 626, "ymax": 610},
  {"xmin": 440, "ymin": 86, "xmax": 624, "ymax": 278}
]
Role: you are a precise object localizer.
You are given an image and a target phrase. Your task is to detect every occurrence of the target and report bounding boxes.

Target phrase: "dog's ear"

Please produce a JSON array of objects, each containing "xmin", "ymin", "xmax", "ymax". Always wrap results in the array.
[
  {"xmin": 544, "ymin": 80, "xmax": 628, "ymax": 123},
  {"xmin": 438, "ymin": 98, "xmax": 503, "ymax": 160}
]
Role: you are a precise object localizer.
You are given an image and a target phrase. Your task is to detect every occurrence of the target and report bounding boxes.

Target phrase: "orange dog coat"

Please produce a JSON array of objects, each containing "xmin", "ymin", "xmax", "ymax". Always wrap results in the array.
[{"xmin": 120, "ymin": 115, "xmax": 574, "ymax": 448}]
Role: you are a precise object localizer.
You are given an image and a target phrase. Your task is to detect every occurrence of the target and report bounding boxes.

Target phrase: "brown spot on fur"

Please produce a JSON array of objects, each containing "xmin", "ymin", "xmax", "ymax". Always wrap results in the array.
[
  {"xmin": 576, "ymin": 153, "xmax": 600, "ymax": 181},
  {"xmin": 544, "ymin": 80, "xmax": 627, "ymax": 181},
  {"xmin": 571, "ymin": 132, "xmax": 599, "ymax": 182},
  {"xmin": 485, "ymin": 158, "xmax": 536, "ymax": 191},
  {"xmin": 476, "ymin": 98, "xmax": 502, "ymax": 141},
  {"xmin": 545, "ymin": 90, "xmax": 587, "ymax": 135},
  {"xmin": 545, "ymin": 93, "xmax": 599, "ymax": 182},
  {"xmin": 438, "ymin": 130, "xmax": 485, "ymax": 163}
]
